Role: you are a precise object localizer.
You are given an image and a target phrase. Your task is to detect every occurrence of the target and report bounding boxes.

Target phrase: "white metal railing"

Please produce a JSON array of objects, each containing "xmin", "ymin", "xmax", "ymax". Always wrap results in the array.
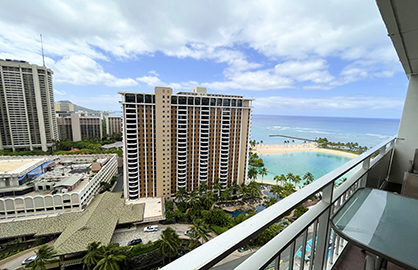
[{"xmin": 162, "ymin": 136, "xmax": 397, "ymax": 270}]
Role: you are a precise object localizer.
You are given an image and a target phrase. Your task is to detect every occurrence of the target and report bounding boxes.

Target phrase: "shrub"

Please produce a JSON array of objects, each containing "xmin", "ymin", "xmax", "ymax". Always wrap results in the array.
[
  {"xmin": 211, "ymin": 225, "xmax": 229, "ymax": 235},
  {"xmin": 130, "ymin": 240, "xmax": 161, "ymax": 256}
]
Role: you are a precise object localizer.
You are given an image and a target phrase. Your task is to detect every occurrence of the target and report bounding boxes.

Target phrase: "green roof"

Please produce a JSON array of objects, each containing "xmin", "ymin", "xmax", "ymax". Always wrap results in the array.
[
  {"xmin": 54, "ymin": 192, "xmax": 144, "ymax": 255},
  {"xmin": 0, "ymin": 192, "xmax": 145, "ymax": 255}
]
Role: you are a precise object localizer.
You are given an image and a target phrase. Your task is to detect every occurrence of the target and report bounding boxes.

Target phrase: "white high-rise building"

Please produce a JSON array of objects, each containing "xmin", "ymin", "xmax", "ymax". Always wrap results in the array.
[{"xmin": 0, "ymin": 59, "xmax": 58, "ymax": 152}]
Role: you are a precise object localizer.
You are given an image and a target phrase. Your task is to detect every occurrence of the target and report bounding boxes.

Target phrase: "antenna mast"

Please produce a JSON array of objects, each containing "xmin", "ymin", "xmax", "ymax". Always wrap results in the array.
[{"xmin": 40, "ymin": 34, "xmax": 45, "ymax": 67}]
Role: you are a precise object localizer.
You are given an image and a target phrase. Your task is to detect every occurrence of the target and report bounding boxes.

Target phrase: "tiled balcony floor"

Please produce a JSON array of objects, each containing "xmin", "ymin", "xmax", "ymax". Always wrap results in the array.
[{"xmin": 332, "ymin": 244, "xmax": 406, "ymax": 270}]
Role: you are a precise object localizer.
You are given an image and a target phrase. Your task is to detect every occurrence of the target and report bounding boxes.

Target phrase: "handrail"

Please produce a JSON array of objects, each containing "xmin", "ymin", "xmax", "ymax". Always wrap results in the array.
[{"xmin": 162, "ymin": 136, "xmax": 397, "ymax": 270}]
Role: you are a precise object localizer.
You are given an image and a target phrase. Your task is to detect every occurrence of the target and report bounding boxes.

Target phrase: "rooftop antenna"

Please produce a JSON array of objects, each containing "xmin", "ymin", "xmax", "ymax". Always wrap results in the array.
[{"xmin": 40, "ymin": 34, "xmax": 45, "ymax": 67}]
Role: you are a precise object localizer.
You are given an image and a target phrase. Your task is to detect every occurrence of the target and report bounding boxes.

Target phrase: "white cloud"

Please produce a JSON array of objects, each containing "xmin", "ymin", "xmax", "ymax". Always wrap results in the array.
[
  {"xmin": 253, "ymin": 96, "xmax": 404, "ymax": 111},
  {"xmin": 54, "ymin": 89, "xmax": 66, "ymax": 95},
  {"xmin": 0, "ymin": 0, "xmax": 402, "ymax": 91},
  {"xmin": 51, "ymin": 55, "xmax": 138, "ymax": 87}
]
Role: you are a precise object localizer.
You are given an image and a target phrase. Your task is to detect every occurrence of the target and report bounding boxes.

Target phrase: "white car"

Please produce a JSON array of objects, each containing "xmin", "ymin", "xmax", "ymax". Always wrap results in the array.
[
  {"xmin": 144, "ymin": 225, "xmax": 159, "ymax": 232},
  {"xmin": 22, "ymin": 255, "xmax": 37, "ymax": 265}
]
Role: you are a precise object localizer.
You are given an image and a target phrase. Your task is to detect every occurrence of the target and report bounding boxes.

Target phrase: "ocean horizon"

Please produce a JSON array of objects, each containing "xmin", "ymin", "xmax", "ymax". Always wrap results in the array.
[
  {"xmin": 251, "ymin": 114, "xmax": 400, "ymax": 148},
  {"xmin": 250, "ymin": 115, "xmax": 399, "ymax": 185}
]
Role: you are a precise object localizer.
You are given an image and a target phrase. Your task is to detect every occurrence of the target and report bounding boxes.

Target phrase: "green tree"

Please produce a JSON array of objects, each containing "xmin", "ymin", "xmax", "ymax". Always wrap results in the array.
[
  {"xmin": 199, "ymin": 191, "xmax": 216, "ymax": 210},
  {"xmin": 174, "ymin": 187, "xmax": 189, "ymax": 203},
  {"xmin": 293, "ymin": 175, "xmax": 302, "ymax": 186},
  {"xmin": 271, "ymin": 183, "xmax": 296, "ymax": 198},
  {"xmin": 201, "ymin": 208, "xmax": 231, "ymax": 227},
  {"xmin": 100, "ymin": 181, "xmax": 112, "ymax": 193},
  {"xmin": 159, "ymin": 227, "xmax": 182, "ymax": 264},
  {"xmin": 294, "ymin": 205, "xmax": 308, "ymax": 218},
  {"xmin": 83, "ymin": 242, "xmax": 102, "ymax": 270},
  {"xmin": 257, "ymin": 224, "xmax": 283, "ymax": 245},
  {"xmin": 220, "ymin": 188, "xmax": 231, "ymax": 201},
  {"xmin": 93, "ymin": 243, "xmax": 126, "ymax": 270},
  {"xmin": 303, "ymin": 172, "xmax": 315, "ymax": 186},
  {"xmin": 247, "ymin": 181, "xmax": 261, "ymax": 199},
  {"xmin": 26, "ymin": 245, "xmax": 57, "ymax": 270},
  {"xmin": 286, "ymin": 173, "xmax": 295, "ymax": 183},
  {"xmin": 259, "ymin": 167, "xmax": 268, "ymax": 184},
  {"xmin": 187, "ymin": 189, "xmax": 200, "ymax": 209},
  {"xmin": 198, "ymin": 182, "xmax": 208, "ymax": 196},
  {"xmin": 248, "ymin": 167, "xmax": 258, "ymax": 182},
  {"xmin": 213, "ymin": 178, "xmax": 222, "ymax": 198},
  {"xmin": 190, "ymin": 219, "xmax": 212, "ymax": 243},
  {"xmin": 264, "ymin": 197, "xmax": 278, "ymax": 208}
]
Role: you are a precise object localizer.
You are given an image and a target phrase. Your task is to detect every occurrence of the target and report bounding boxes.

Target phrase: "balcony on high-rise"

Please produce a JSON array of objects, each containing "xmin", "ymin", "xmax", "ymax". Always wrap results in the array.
[{"xmin": 161, "ymin": 1, "xmax": 418, "ymax": 269}]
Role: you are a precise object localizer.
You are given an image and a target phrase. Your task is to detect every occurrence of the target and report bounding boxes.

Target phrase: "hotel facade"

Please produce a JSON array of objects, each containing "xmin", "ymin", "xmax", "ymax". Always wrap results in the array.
[
  {"xmin": 119, "ymin": 87, "xmax": 253, "ymax": 201},
  {"xmin": 0, "ymin": 59, "xmax": 58, "ymax": 152}
]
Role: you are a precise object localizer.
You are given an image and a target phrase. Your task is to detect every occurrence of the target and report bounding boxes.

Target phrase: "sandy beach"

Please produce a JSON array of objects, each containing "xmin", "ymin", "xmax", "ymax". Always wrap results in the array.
[{"xmin": 254, "ymin": 143, "xmax": 358, "ymax": 158}]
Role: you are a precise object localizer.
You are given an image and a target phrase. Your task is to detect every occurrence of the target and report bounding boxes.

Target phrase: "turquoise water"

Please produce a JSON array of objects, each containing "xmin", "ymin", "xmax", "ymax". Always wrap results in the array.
[{"xmin": 256, "ymin": 151, "xmax": 352, "ymax": 185}]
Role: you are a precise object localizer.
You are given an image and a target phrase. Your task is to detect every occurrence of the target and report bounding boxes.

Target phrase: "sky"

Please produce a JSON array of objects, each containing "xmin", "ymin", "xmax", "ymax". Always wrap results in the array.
[{"xmin": 0, "ymin": 0, "xmax": 409, "ymax": 119}]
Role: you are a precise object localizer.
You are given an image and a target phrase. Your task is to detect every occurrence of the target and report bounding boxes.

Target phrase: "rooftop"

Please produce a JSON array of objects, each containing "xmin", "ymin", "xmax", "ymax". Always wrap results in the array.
[
  {"xmin": 0, "ymin": 158, "xmax": 48, "ymax": 175},
  {"xmin": 0, "ymin": 192, "xmax": 145, "ymax": 255}
]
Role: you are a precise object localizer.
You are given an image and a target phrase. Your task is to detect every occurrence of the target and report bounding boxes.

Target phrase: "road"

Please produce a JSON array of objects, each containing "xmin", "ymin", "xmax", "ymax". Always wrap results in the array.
[
  {"xmin": 0, "ymin": 250, "xmax": 35, "ymax": 270},
  {"xmin": 112, "ymin": 174, "xmax": 123, "ymax": 193}
]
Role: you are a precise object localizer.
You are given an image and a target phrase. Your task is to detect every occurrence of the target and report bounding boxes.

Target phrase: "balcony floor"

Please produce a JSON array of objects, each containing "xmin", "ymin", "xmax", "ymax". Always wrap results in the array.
[{"xmin": 332, "ymin": 244, "xmax": 406, "ymax": 270}]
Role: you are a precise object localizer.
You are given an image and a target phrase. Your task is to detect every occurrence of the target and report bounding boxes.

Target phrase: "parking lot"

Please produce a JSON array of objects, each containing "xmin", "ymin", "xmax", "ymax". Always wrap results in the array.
[{"xmin": 111, "ymin": 223, "xmax": 192, "ymax": 246}]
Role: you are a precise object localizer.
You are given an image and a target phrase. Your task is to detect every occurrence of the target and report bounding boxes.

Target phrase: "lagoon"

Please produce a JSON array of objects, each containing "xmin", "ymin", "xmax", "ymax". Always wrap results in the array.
[{"xmin": 256, "ymin": 151, "xmax": 353, "ymax": 185}]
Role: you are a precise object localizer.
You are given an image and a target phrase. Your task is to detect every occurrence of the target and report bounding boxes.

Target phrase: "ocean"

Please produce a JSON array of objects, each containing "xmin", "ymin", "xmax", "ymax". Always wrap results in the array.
[
  {"xmin": 250, "ymin": 115, "xmax": 400, "ymax": 185},
  {"xmin": 251, "ymin": 115, "xmax": 400, "ymax": 147}
]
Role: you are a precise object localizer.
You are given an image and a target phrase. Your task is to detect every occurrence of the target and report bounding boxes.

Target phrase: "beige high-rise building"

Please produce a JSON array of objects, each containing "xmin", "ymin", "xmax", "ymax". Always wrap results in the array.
[
  {"xmin": 119, "ymin": 87, "xmax": 253, "ymax": 201},
  {"xmin": 57, "ymin": 112, "xmax": 102, "ymax": 141},
  {"xmin": 105, "ymin": 116, "xmax": 122, "ymax": 136},
  {"xmin": 0, "ymin": 59, "xmax": 58, "ymax": 152},
  {"xmin": 55, "ymin": 101, "xmax": 75, "ymax": 112}
]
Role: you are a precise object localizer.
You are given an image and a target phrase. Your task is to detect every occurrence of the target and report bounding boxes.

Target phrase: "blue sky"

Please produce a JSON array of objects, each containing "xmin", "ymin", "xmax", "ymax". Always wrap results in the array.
[{"xmin": 0, "ymin": 0, "xmax": 408, "ymax": 119}]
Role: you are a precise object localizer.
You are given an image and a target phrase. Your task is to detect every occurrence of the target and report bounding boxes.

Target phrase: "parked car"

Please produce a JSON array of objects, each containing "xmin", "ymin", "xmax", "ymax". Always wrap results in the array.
[
  {"xmin": 184, "ymin": 230, "xmax": 191, "ymax": 236},
  {"xmin": 144, "ymin": 225, "xmax": 159, "ymax": 232},
  {"xmin": 22, "ymin": 255, "xmax": 37, "ymax": 265},
  {"xmin": 127, "ymin": 238, "xmax": 142, "ymax": 246}
]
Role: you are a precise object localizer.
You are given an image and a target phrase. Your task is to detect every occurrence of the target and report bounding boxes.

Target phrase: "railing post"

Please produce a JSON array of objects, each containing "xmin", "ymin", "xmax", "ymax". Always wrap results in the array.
[
  {"xmin": 313, "ymin": 183, "xmax": 333, "ymax": 270},
  {"xmin": 360, "ymin": 157, "xmax": 370, "ymax": 187}
]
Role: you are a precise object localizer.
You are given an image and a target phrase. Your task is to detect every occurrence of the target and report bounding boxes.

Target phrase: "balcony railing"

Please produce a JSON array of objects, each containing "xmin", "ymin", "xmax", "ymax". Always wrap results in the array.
[{"xmin": 162, "ymin": 136, "xmax": 397, "ymax": 270}]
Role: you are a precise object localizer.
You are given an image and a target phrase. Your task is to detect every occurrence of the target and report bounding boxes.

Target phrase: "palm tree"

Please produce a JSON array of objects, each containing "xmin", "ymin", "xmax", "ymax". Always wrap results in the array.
[
  {"xmin": 200, "ymin": 191, "xmax": 216, "ymax": 210},
  {"xmin": 271, "ymin": 183, "xmax": 296, "ymax": 198},
  {"xmin": 198, "ymin": 182, "xmax": 208, "ymax": 196},
  {"xmin": 259, "ymin": 167, "xmax": 268, "ymax": 184},
  {"xmin": 159, "ymin": 227, "xmax": 182, "ymax": 264},
  {"xmin": 83, "ymin": 242, "xmax": 102, "ymax": 270},
  {"xmin": 245, "ymin": 181, "xmax": 261, "ymax": 199},
  {"xmin": 213, "ymin": 178, "xmax": 222, "ymax": 198},
  {"xmin": 286, "ymin": 172, "xmax": 295, "ymax": 183},
  {"xmin": 190, "ymin": 219, "xmax": 212, "ymax": 243},
  {"xmin": 273, "ymin": 175, "xmax": 280, "ymax": 185},
  {"xmin": 27, "ymin": 245, "xmax": 57, "ymax": 270},
  {"xmin": 303, "ymin": 172, "xmax": 315, "ymax": 186},
  {"xmin": 187, "ymin": 189, "xmax": 200, "ymax": 209},
  {"xmin": 174, "ymin": 187, "xmax": 188, "ymax": 203},
  {"xmin": 93, "ymin": 243, "xmax": 126, "ymax": 270},
  {"xmin": 248, "ymin": 167, "xmax": 258, "ymax": 182},
  {"xmin": 220, "ymin": 188, "xmax": 231, "ymax": 201},
  {"xmin": 293, "ymin": 175, "xmax": 302, "ymax": 186}
]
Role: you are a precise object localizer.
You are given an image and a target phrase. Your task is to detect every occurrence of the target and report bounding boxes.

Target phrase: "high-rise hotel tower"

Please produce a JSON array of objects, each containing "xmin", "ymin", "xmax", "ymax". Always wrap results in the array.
[
  {"xmin": 119, "ymin": 87, "xmax": 253, "ymax": 201},
  {"xmin": 0, "ymin": 59, "xmax": 58, "ymax": 152}
]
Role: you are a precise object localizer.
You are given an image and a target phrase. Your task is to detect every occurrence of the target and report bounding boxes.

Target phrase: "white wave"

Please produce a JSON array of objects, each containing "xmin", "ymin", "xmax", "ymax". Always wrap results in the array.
[
  {"xmin": 268, "ymin": 126, "xmax": 291, "ymax": 131},
  {"xmin": 366, "ymin": 133, "xmax": 391, "ymax": 139}
]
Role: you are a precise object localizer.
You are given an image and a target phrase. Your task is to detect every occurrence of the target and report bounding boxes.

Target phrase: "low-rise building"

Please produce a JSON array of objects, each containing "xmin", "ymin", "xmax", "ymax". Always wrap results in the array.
[{"xmin": 0, "ymin": 154, "xmax": 118, "ymax": 220}]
